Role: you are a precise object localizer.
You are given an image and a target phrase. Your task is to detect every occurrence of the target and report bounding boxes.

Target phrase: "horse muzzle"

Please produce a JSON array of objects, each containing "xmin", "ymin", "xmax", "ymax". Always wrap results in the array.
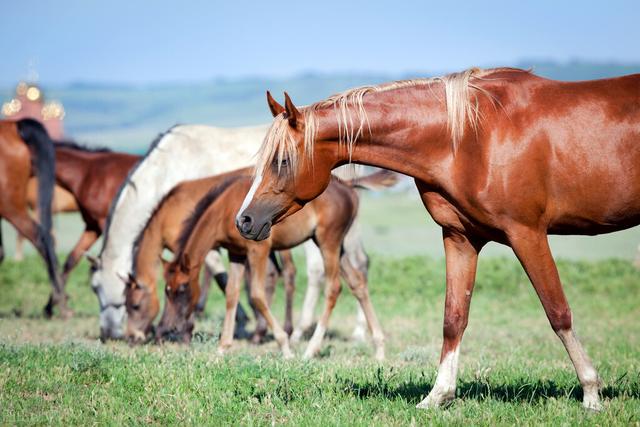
[{"xmin": 236, "ymin": 214, "xmax": 272, "ymax": 241}]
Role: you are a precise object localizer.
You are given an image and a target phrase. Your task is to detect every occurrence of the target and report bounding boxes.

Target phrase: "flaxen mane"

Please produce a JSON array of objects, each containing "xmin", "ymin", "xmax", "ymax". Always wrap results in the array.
[{"xmin": 256, "ymin": 67, "xmax": 524, "ymax": 176}]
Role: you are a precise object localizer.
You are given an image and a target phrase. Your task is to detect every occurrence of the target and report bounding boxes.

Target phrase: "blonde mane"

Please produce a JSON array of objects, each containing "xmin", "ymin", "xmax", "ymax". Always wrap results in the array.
[{"xmin": 255, "ymin": 67, "xmax": 517, "ymax": 176}]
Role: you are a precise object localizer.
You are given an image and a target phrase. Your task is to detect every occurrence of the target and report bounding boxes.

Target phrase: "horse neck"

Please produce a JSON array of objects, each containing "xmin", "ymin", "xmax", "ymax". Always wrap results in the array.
[
  {"xmin": 54, "ymin": 148, "xmax": 89, "ymax": 196},
  {"xmin": 133, "ymin": 215, "xmax": 165, "ymax": 291},
  {"xmin": 314, "ymin": 83, "xmax": 454, "ymax": 187}
]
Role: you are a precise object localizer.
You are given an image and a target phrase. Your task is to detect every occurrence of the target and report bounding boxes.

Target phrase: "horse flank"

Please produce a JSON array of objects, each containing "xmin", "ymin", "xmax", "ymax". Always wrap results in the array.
[
  {"xmin": 255, "ymin": 67, "xmax": 519, "ymax": 177},
  {"xmin": 175, "ymin": 175, "xmax": 245, "ymax": 257}
]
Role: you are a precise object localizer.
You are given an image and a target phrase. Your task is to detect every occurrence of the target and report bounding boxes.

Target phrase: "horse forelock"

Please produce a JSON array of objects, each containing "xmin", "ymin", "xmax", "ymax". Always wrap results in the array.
[{"xmin": 255, "ymin": 67, "xmax": 521, "ymax": 176}]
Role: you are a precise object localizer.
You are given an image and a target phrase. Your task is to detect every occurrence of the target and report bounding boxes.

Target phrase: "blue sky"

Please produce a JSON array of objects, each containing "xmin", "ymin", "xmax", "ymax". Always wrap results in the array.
[{"xmin": 1, "ymin": 0, "xmax": 639, "ymax": 85}]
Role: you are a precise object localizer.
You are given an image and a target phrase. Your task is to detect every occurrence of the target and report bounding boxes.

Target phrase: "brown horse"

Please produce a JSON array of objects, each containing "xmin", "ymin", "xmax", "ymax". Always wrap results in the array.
[
  {"xmin": 0, "ymin": 119, "xmax": 64, "ymax": 316},
  {"xmin": 123, "ymin": 171, "xmax": 257, "ymax": 343},
  {"xmin": 159, "ymin": 172, "xmax": 385, "ymax": 360},
  {"xmin": 14, "ymin": 181, "xmax": 78, "ymax": 261},
  {"xmin": 52, "ymin": 141, "xmax": 140, "ymax": 286},
  {"xmin": 236, "ymin": 68, "xmax": 640, "ymax": 410}
]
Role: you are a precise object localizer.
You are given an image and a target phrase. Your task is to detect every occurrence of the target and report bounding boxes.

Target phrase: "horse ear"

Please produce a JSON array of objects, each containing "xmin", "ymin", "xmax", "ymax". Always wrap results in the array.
[
  {"xmin": 266, "ymin": 91, "xmax": 285, "ymax": 117},
  {"xmin": 85, "ymin": 254, "xmax": 100, "ymax": 269},
  {"xmin": 284, "ymin": 92, "xmax": 301, "ymax": 128}
]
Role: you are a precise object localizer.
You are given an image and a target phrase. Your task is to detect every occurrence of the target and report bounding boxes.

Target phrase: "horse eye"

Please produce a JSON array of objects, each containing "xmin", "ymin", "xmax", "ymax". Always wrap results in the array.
[
  {"xmin": 178, "ymin": 284, "xmax": 188, "ymax": 293},
  {"xmin": 273, "ymin": 157, "xmax": 289, "ymax": 167},
  {"xmin": 131, "ymin": 304, "xmax": 141, "ymax": 311}
]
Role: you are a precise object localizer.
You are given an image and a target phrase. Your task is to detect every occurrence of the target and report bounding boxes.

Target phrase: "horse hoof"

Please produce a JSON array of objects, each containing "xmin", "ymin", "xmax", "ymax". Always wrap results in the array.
[
  {"xmin": 583, "ymin": 397, "xmax": 602, "ymax": 412},
  {"xmin": 251, "ymin": 333, "xmax": 264, "ymax": 345},
  {"xmin": 43, "ymin": 305, "xmax": 53, "ymax": 319},
  {"xmin": 416, "ymin": 390, "xmax": 455, "ymax": 410},
  {"xmin": 282, "ymin": 349, "xmax": 295, "ymax": 360}
]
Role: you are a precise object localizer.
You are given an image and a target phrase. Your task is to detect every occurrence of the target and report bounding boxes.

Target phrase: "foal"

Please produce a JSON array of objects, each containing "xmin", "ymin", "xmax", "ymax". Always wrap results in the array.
[
  {"xmin": 158, "ymin": 174, "xmax": 385, "ymax": 360},
  {"xmin": 124, "ymin": 171, "xmax": 255, "ymax": 342}
]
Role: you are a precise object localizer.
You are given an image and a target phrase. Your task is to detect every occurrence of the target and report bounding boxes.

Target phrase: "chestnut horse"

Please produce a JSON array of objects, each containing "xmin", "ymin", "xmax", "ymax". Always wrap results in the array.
[
  {"xmin": 160, "ymin": 172, "xmax": 386, "ymax": 360},
  {"xmin": 236, "ymin": 68, "xmax": 640, "ymax": 410},
  {"xmin": 124, "ymin": 172, "xmax": 258, "ymax": 343},
  {"xmin": 0, "ymin": 119, "xmax": 63, "ymax": 316},
  {"xmin": 52, "ymin": 142, "xmax": 140, "ymax": 285}
]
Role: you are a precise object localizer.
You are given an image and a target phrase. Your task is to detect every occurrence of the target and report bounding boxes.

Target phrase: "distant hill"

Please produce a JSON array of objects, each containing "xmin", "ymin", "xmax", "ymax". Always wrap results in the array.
[{"xmin": 2, "ymin": 60, "xmax": 638, "ymax": 152}]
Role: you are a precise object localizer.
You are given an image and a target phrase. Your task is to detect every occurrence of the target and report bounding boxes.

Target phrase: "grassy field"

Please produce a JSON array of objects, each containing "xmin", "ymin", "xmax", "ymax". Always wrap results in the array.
[{"xmin": 0, "ymin": 250, "xmax": 639, "ymax": 425}]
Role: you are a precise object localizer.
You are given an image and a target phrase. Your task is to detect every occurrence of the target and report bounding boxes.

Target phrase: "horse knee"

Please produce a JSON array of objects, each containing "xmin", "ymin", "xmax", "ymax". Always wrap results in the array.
[
  {"xmin": 326, "ymin": 283, "xmax": 342, "ymax": 302},
  {"xmin": 250, "ymin": 289, "xmax": 267, "ymax": 308},
  {"xmin": 347, "ymin": 283, "xmax": 368, "ymax": 300}
]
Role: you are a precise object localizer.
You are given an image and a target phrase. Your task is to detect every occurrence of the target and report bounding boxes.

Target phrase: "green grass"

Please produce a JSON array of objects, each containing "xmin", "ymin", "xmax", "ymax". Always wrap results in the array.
[{"xmin": 0, "ymin": 253, "xmax": 639, "ymax": 425}]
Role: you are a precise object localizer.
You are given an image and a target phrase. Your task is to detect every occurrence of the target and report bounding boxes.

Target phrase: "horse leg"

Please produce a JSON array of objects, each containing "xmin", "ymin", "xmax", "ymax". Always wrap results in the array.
[
  {"xmin": 341, "ymin": 225, "xmax": 370, "ymax": 341},
  {"xmin": 292, "ymin": 241, "xmax": 324, "ymax": 342},
  {"xmin": 196, "ymin": 265, "xmax": 212, "ymax": 315},
  {"xmin": 303, "ymin": 245, "xmax": 342, "ymax": 359},
  {"xmin": 203, "ymin": 250, "xmax": 250, "ymax": 338},
  {"xmin": 14, "ymin": 233, "xmax": 24, "ymax": 261},
  {"xmin": 509, "ymin": 228, "xmax": 601, "ymax": 411},
  {"xmin": 280, "ymin": 250, "xmax": 296, "ymax": 336},
  {"xmin": 61, "ymin": 228, "xmax": 99, "ymax": 284},
  {"xmin": 340, "ymin": 253, "xmax": 385, "ymax": 360},
  {"xmin": 218, "ymin": 257, "xmax": 245, "ymax": 355},
  {"xmin": 417, "ymin": 229, "xmax": 482, "ymax": 409},
  {"xmin": 247, "ymin": 246, "xmax": 293, "ymax": 358},
  {"xmin": 5, "ymin": 211, "xmax": 68, "ymax": 318},
  {"xmin": 252, "ymin": 257, "xmax": 279, "ymax": 343}
]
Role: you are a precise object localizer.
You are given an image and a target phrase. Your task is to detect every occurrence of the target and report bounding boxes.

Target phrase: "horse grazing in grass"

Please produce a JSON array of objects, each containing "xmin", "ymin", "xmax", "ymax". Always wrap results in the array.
[
  {"xmin": 124, "ymin": 172, "xmax": 259, "ymax": 343},
  {"xmin": 160, "ymin": 172, "xmax": 388, "ymax": 360},
  {"xmin": 0, "ymin": 119, "xmax": 64, "ymax": 316},
  {"xmin": 52, "ymin": 142, "xmax": 140, "ymax": 286},
  {"xmin": 90, "ymin": 124, "xmax": 373, "ymax": 344},
  {"xmin": 236, "ymin": 68, "xmax": 640, "ymax": 410}
]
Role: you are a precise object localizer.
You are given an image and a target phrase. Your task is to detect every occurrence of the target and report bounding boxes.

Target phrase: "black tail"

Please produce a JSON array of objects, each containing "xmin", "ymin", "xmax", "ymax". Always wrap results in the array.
[{"xmin": 16, "ymin": 119, "xmax": 60, "ymax": 293}]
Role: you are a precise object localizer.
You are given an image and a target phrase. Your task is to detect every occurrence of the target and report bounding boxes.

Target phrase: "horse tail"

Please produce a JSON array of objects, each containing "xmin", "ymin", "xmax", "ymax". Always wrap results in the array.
[
  {"xmin": 16, "ymin": 119, "xmax": 60, "ymax": 289},
  {"xmin": 342, "ymin": 169, "xmax": 399, "ymax": 191}
]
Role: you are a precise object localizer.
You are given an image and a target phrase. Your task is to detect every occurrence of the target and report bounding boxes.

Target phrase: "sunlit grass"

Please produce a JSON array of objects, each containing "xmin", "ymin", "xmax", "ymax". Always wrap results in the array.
[{"xmin": 1, "ymin": 255, "xmax": 639, "ymax": 425}]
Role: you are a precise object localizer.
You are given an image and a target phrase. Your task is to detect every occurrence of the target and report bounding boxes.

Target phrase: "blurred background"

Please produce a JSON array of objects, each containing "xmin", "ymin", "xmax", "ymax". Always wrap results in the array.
[{"xmin": 2, "ymin": 0, "xmax": 640, "ymax": 258}]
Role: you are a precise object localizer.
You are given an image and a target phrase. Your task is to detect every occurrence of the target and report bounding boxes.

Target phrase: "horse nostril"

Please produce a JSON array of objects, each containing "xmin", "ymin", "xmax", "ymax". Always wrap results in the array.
[{"xmin": 240, "ymin": 215, "xmax": 254, "ymax": 233}]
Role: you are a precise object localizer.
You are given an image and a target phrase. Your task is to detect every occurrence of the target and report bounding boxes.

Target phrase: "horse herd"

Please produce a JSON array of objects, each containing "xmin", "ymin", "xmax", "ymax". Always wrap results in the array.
[{"xmin": 1, "ymin": 66, "xmax": 638, "ymax": 411}]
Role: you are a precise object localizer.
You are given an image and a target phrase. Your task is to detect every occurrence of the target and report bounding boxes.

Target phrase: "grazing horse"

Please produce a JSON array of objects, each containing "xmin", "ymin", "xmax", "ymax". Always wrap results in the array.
[
  {"xmin": 0, "ymin": 119, "xmax": 64, "ymax": 316},
  {"xmin": 124, "ymin": 172, "xmax": 258, "ymax": 343},
  {"xmin": 90, "ymin": 124, "xmax": 372, "ymax": 343},
  {"xmin": 52, "ymin": 142, "xmax": 140, "ymax": 285},
  {"xmin": 236, "ymin": 68, "xmax": 640, "ymax": 411},
  {"xmin": 14, "ymin": 181, "xmax": 78, "ymax": 261},
  {"xmin": 159, "ymin": 172, "xmax": 386, "ymax": 360}
]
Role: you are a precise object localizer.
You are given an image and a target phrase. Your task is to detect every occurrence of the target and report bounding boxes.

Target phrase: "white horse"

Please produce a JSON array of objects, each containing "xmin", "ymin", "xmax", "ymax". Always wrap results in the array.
[{"xmin": 90, "ymin": 124, "xmax": 369, "ymax": 343}]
